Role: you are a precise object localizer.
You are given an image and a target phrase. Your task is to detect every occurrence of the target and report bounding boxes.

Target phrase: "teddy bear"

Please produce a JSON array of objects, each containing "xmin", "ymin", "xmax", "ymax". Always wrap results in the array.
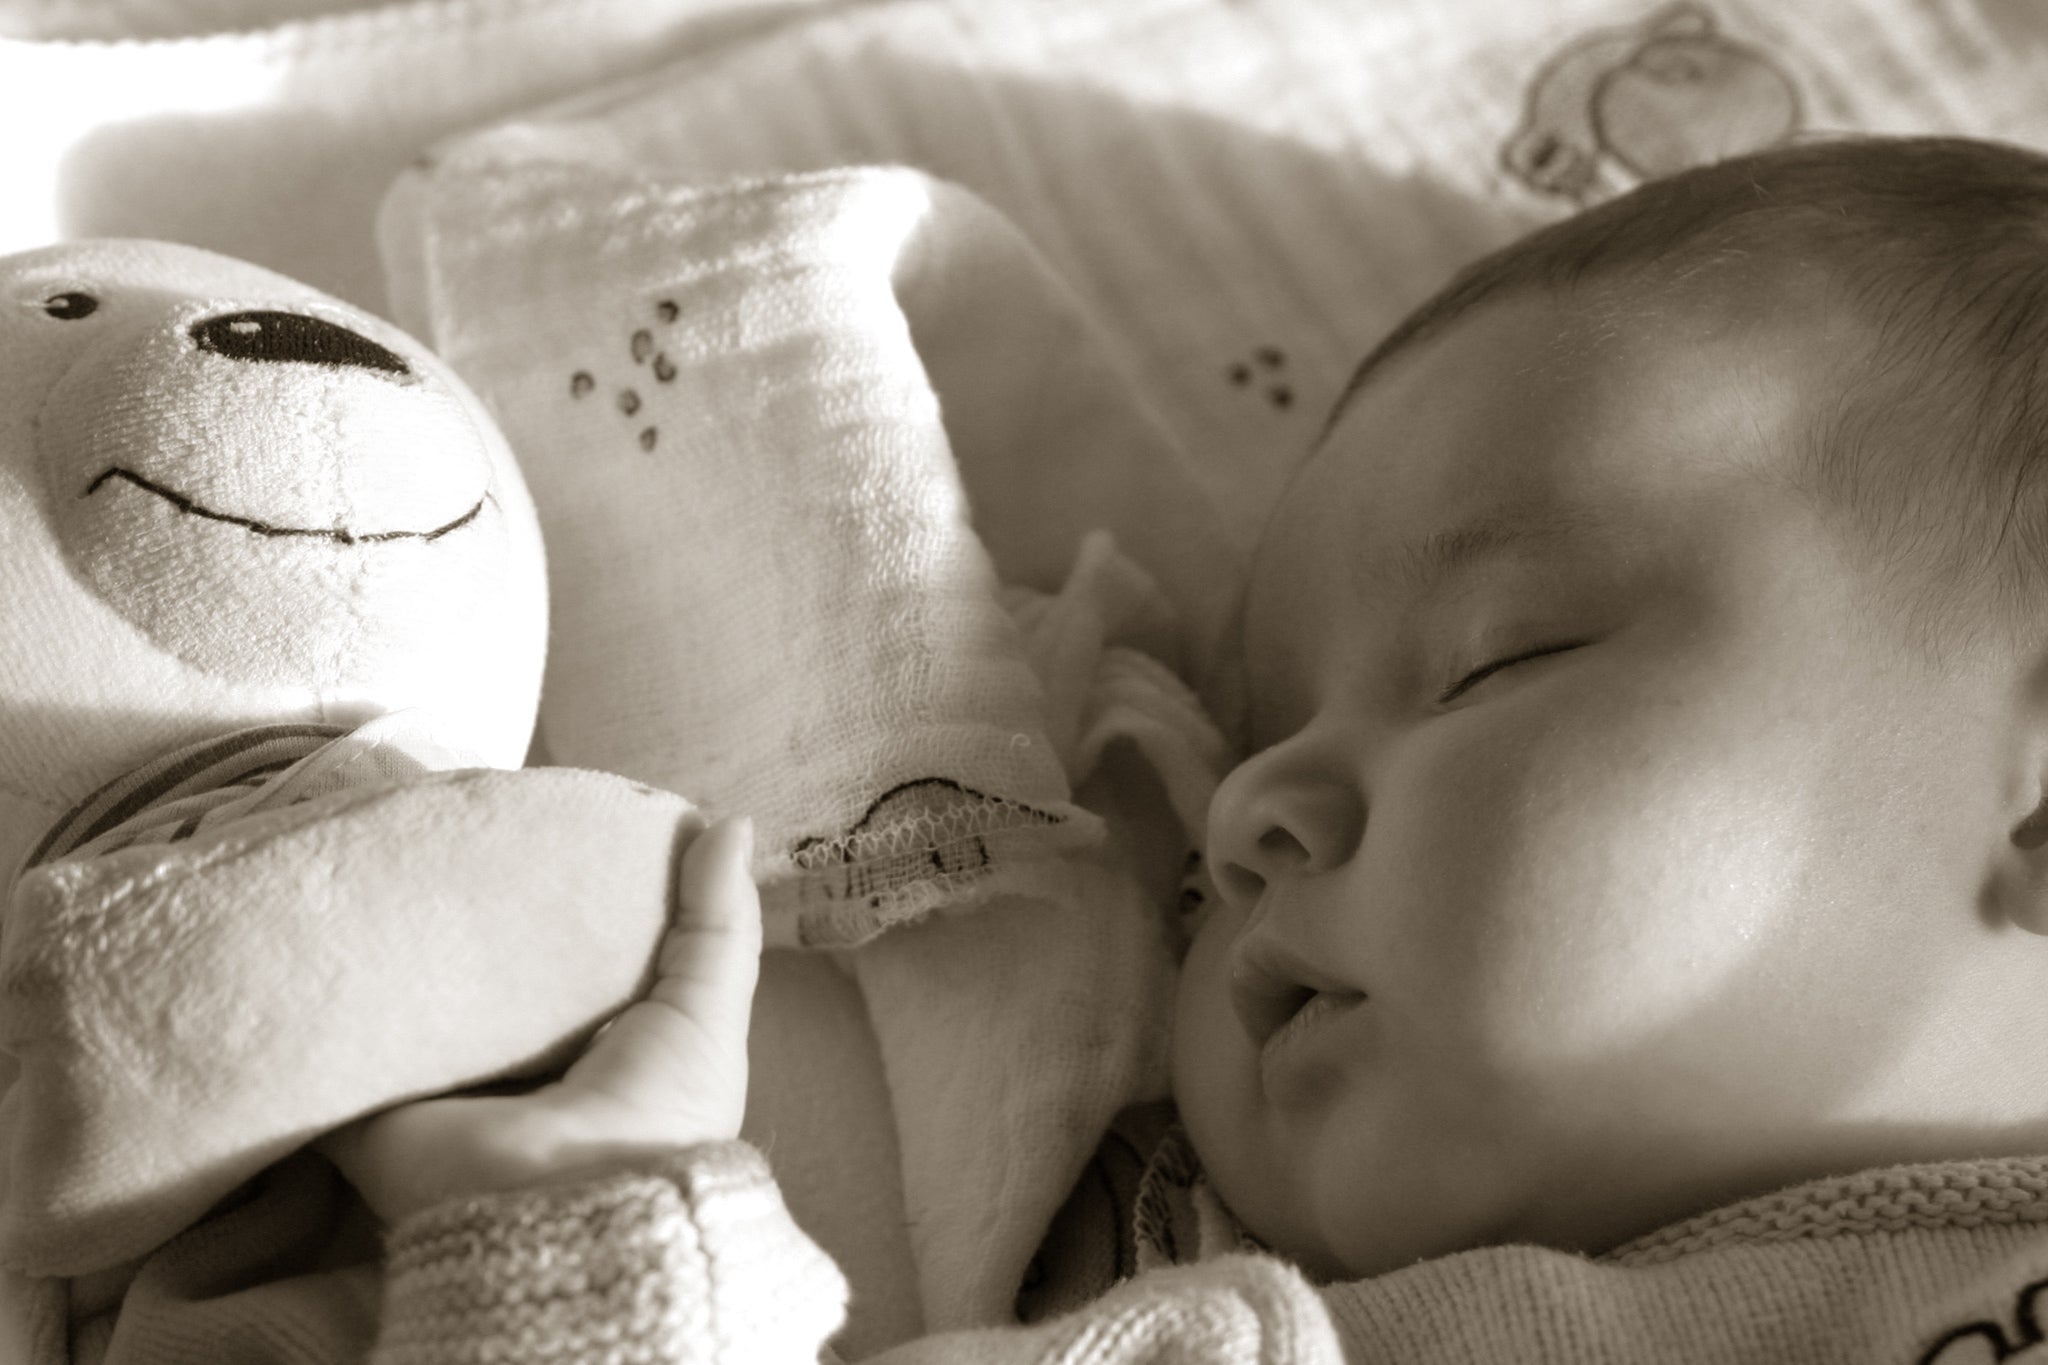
[{"xmin": 0, "ymin": 238, "xmax": 703, "ymax": 1294}]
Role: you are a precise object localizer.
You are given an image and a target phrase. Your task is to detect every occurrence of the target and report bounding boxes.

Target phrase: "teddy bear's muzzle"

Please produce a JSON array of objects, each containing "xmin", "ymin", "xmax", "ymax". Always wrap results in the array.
[{"xmin": 189, "ymin": 310, "xmax": 411, "ymax": 378}]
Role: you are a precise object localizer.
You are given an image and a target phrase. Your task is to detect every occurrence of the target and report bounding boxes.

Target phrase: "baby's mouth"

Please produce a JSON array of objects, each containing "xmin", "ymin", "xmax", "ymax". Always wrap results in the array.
[
  {"xmin": 1256, "ymin": 987, "xmax": 1370, "ymax": 1102},
  {"xmin": 1264, "ymin": 991, "xmax": 1367, "ymax": 1058},
  {"xmin": 87, "ymin": 466, "xmax": 486, "ymax": 545}
]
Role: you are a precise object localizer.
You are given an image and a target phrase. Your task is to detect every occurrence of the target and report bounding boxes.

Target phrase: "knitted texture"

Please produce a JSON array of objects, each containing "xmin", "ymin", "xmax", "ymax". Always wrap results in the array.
[
  {"xmin": 1607, "ymin": 1156, "xmax": 2048, "ymax": 1267},
  {"xmin": 374, "ymin": 1142, "xmax": 847, "ymax": 1365}
]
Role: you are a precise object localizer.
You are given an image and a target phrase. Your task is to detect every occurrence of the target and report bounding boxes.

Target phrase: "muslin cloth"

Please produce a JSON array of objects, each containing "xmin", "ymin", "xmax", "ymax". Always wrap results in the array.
[{"xmin": 382, "ymin": 157, "xmax": 1237, "ymax": 1338}]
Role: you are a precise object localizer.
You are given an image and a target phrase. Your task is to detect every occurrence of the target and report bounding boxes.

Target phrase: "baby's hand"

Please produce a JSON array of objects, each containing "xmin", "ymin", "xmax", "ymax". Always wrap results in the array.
[{"xmin": 320, "ymin": 816, "xmax": 762, "ymax": 1226}]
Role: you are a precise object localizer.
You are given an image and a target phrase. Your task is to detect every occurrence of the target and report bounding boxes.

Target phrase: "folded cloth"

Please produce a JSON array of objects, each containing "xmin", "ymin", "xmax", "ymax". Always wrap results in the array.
[
  {"xmin": 851, "ymin": 533, "xmax": 1231, "ymax": 1332},
  {"xmin": 380, "ymin": 158, "xmax": 1238, "ymax": 1336},
  {"xmin": 381, "ymin": 158, "xmax": 1242, "ymax": 950}
]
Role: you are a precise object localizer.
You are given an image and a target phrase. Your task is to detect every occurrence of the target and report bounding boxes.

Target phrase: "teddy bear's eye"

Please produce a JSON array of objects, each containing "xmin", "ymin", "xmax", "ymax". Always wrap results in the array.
[{"xmin": 42, "ymin": 292, "xmax": 99, "ymax": 321}]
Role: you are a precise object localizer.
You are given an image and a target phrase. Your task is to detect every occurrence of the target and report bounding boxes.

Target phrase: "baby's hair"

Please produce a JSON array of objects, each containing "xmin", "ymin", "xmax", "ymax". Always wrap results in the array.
[{"xmin": 1326, "ymin": 135, "xmax": 2048, "ymax": 660}]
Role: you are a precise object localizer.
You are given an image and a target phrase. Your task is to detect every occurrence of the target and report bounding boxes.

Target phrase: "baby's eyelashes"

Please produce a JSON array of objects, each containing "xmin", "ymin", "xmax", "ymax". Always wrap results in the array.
[{"xmin": 1437, "ymin": 639, "xmax": 1590, "ymax": 705}]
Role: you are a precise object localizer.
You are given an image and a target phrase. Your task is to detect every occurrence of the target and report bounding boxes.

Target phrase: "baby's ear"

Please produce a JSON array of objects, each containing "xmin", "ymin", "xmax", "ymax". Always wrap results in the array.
[{"xmin": 1991, "ymin": 791, "xmax": 2048, "ymax": 935}]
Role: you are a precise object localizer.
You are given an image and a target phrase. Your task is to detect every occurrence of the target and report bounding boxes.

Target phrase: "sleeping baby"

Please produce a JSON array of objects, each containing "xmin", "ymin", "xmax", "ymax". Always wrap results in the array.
[{"xmin": 331, "ymin": 132, "xmax": 2048, "ymax": 1363}]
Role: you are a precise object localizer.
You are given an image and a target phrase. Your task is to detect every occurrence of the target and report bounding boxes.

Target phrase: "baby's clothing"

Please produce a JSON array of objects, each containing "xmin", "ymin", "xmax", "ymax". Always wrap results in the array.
[
  {"xmin": 367, "ymin": 1114, "xmax": 2048, "ymax": 1365},
  {"xmin": 17, "ymin": 712, "xmax": 471, "ymax": 878}
]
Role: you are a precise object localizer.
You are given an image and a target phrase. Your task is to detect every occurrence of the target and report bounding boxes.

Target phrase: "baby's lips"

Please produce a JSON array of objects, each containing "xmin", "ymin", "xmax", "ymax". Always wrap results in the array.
[{"xmin": 1226, "ymin": 924, "xmax": 1366, "ymax": 1048}]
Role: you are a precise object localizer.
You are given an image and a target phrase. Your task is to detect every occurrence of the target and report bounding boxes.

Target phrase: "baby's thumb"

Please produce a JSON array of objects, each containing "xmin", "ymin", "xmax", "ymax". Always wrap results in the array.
[
  {"xmin": 558, "ymin": 816, "xmax": 761, "ymax": 1132},
  {"xmin": 656, "ymin": 814, "xmax": 762, "ymax": 1032}
]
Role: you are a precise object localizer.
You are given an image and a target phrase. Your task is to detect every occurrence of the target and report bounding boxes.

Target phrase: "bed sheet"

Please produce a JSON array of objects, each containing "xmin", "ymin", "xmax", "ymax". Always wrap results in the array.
[{"xmin": 9, "ymin": 0, "xmax": 2048, "ymax": 546}]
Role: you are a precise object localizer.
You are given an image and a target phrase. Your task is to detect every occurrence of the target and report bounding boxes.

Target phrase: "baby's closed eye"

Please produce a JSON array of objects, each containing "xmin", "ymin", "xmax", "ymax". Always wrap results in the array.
[{"xmin": 1437, "ymin": 640, "xmax": 1589, "ymax": 705}]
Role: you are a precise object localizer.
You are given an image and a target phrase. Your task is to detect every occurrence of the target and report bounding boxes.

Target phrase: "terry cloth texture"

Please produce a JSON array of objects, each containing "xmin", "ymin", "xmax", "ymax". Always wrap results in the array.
[{"xmin": 0, "ymin": 714, "xmax": 699, "ymax": 1280}]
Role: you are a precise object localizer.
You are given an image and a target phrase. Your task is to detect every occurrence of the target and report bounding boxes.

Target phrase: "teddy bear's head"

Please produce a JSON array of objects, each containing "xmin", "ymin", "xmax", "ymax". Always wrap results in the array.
[{"xmin": 0, "ymin": 240, "xmax": 547, "ymax": 873}]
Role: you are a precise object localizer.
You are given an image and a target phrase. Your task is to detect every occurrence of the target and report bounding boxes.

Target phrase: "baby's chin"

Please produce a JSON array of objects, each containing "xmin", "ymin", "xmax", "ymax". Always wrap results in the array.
[
  {"xmin": 1210, "ymin": 1171, "xmax": 1351, "ymax": 1283},
  {"xmin": 1174, "ymin": 1093, "xmax": 1352, "ymax": 1282}
]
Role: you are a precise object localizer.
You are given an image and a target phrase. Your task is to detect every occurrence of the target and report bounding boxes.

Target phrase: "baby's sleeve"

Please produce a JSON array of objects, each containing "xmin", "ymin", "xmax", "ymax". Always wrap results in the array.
[
  {"xmin": 371, "ymin": 1141, "xmax": 848, "ymax": 1365},
  {"xmin": 373, "ymin": 1139, "xmax": 1344, "ymax": 1365}
]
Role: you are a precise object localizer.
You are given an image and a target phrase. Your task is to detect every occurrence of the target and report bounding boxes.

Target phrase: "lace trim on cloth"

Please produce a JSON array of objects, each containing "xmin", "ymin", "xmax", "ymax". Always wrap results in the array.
[
  {"xmin": 1605, "ymin": 1155, "xmax": 2048, "ymax": 1267},
  {"xmin": 787, "ymin": 776, "xmax": 1075, "ymax": 939}
]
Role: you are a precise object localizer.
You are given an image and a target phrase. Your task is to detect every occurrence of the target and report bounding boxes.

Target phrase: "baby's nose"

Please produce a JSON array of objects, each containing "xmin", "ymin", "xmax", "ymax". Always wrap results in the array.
[
  {"xmin": 1206, "ymin": 748, "xmax": 1364, "ymax": 909},
  {"xmin": 1216, "ymin": 826, "xmax": 1310, "ymax": 906}
]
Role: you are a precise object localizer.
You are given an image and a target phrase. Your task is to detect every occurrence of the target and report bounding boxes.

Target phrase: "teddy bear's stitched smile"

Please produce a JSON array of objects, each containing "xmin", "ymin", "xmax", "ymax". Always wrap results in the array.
[{"xmin": 85, "ymin": 466, "xmax": 485, "ymax": 545}]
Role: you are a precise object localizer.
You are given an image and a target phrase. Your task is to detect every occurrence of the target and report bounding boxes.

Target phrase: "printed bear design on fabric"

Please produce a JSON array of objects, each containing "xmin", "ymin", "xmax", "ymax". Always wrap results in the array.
[
  {"xmin": 1919, "ymin": 1277, "xmax": 2048, "ymax": 1364},
  {"xmin": 568, "ymin": 295, "xmax": 684, "ymax": 452},
  {"xmin": 790, "ymin": 777, "xmax": 1065, "ymax": 911},
  {"xmin": 1502, "ymin": 2, "xmax": 1802, "ymax": 203}
]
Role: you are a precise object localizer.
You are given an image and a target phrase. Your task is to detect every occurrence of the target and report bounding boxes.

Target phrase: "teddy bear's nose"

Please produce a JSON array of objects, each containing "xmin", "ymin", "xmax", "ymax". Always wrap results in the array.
[{"xmin": 189, "ymin": 310, "xmax": 411, "ymax": 377}]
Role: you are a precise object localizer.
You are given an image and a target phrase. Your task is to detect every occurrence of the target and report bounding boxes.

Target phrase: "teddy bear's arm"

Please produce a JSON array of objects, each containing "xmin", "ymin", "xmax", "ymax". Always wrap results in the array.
[{"xmin": 0, "ymin": 765, "xmax": 698, "ymax": 1278}]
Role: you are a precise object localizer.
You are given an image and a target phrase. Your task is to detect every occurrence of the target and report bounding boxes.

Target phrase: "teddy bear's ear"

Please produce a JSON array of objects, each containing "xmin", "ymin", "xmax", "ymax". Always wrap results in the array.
[{"xmin": 0, "ymin": 240, "xmax": 547, "ymax": 868}]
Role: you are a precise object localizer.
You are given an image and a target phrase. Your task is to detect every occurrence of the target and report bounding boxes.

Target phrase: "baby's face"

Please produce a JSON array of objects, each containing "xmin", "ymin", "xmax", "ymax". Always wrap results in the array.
[{"xmin": 1172, "ymin": 288, "xmax": 2028, "ymax": 1280}]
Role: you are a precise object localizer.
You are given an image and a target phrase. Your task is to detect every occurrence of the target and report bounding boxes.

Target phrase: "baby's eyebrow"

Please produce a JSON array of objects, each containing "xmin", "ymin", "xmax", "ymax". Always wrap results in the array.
[{"xmin": 1374, "ymin": 501, "xmax": 1613, "ymax": 602}]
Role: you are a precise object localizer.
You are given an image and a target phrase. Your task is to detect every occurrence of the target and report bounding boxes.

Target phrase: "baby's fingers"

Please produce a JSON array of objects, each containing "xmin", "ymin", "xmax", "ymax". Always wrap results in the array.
[
  {"xmin": 557, "ymin": 816, "xmax": 761, "ymax": 1139},
  {"xmin": 657, "ymin": 814, "xmax": 763, "ymax": 1032}
]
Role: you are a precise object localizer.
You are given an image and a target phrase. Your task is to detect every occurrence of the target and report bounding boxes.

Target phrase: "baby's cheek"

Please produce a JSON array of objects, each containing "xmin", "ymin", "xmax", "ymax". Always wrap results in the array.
[
  {"xmin": 1168, "ymin": 925, "xmax": 1299, "ymax": 1254},
  {"xmin": 1168, "ymin": 909, "xmax": 1239, "ymax": 1105},
  {"xmin": 1424, "ymin": 719, "xmax": 1806, "ymax": 1068},
  {"xmin": 1169, "ymin": 910, "xmax": 1263, "ymax": 1161}
]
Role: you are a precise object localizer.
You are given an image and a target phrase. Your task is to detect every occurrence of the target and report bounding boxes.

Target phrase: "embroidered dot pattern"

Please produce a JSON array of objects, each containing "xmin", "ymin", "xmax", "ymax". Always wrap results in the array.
[
  {"xmin": 1226, "ymin": 345, "xmax": 1294, "ymax": 410},
  {"xmin": 567, "ymin": 297, "xmax": 686, "ymax": 452}
]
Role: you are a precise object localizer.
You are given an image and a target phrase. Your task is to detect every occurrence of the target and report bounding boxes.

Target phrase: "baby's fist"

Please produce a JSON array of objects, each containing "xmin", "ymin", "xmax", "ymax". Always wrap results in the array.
[{"xmin": 322, "ymin": 816, "xmax": 763, "ymax": 1225}]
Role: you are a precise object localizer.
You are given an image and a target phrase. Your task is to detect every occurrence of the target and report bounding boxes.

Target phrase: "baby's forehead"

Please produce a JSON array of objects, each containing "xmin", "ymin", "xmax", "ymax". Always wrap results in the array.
[{"xmin": 1244, "ymin": 288, "xmax": 1858, "ymax": 615}]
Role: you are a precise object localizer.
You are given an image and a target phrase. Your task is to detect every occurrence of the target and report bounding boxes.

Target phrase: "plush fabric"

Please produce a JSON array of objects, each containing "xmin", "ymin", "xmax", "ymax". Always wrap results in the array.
[
  {"xmin": 0, "ymin": 728, "xmax": 693, "ymax": 1277},
  {"xmin": 0, "ymin": 240, "xmax": 547, "ymax": 872},
  {"xmin": 0, "ymin": 240, "xmax": 685, "ymax": 1295}
]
